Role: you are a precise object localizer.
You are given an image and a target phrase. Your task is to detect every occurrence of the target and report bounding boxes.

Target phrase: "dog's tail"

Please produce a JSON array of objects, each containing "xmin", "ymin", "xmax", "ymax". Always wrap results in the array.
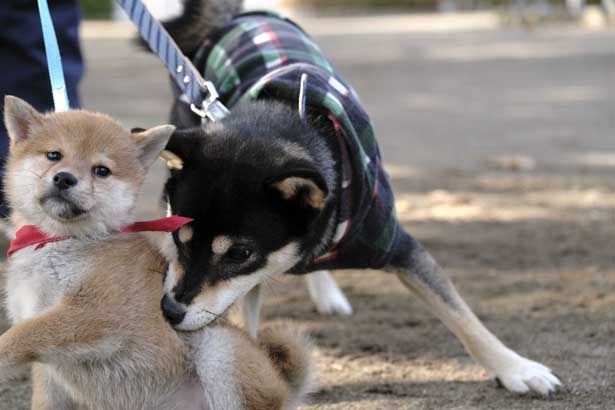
[
  {"xmin": 259, "ymin": 323, "xmax": 315, "ymax": 406},
  {"xmin": 162, "ymin": 0, "xmax": 243, "ymax": 55}
]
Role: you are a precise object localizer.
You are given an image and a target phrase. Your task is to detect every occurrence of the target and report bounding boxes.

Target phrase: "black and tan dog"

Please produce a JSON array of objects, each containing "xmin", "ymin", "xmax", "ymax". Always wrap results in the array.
[{"xmin": 158, "ymin": 0, "xmax": 561, "ymax": 395}]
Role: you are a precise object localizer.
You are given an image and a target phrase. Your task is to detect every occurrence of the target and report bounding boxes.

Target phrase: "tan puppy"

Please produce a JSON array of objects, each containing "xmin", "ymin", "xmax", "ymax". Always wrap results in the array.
[{"xmin": 0, "ymin": 96, "xmax": 312, "ymax": 410}]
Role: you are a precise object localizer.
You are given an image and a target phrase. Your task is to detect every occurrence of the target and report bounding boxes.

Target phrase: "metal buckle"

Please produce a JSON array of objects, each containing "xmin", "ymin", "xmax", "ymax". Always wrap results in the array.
[{"xmin": 190, "ymin": 80, "xmax": 229, "ymax": 124}]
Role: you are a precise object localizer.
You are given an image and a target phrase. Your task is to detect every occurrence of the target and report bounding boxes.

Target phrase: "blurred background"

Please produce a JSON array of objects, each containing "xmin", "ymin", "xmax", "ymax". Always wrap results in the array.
[
  {"xmin": 1, "ymin": 0, "xmax": 614, "ymax": 409},
  {"xmin": 81, "ymin": 0, "xmax": 615, "ymax": 26}
]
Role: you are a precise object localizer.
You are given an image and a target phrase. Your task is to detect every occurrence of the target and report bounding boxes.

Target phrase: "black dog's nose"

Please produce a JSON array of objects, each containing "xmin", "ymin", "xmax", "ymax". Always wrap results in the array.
[
  {"xmin": 53, "ymin": 172, "xmax": 78, "ymax": 190},
  {"xmin": 161, "ymin": 294, "xmax": 186, "ymax": 325}
]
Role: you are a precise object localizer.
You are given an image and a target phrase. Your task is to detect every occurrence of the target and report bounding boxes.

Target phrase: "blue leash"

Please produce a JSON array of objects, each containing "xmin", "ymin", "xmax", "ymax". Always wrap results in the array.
[
  {"xmin": 116, "ymin": 0, "xmax": 229, "ymax": 123},
  {"xmin": 37, "ymin": 0, "xmax": 70, "ymax": 112}
]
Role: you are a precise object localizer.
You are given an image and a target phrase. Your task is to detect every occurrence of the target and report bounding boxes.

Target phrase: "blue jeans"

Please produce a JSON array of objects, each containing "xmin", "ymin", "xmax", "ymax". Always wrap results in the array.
[{"xmin": 0, "ymin": 0, "xmax": 84, "ymax": 218}]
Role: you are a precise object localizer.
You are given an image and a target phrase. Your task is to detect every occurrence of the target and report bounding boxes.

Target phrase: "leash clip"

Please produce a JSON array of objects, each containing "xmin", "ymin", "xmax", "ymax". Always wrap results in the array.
[{"xmin": 190, "ymin": 80, "xmax": 229, "ymax": 124}]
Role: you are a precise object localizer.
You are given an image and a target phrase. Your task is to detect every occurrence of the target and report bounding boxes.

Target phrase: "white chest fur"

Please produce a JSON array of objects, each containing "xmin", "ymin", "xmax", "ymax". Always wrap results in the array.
[{"xmin": 5, "ymin": 240, "xmax": 91, "ymax": 323}]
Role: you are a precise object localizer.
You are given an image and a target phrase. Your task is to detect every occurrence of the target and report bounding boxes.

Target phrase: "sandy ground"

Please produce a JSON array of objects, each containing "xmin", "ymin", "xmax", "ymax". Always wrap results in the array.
[
  {"xmin": 285, "ymin": 171, "xmax": 615, "ymax": 410},
  {"xmin": 1, "ymin": 18, "xmax": 614, "ymax": 410}
]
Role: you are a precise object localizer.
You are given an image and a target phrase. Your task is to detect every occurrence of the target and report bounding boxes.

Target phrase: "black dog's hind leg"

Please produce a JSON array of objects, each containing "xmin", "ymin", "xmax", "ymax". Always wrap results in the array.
[{"xmin": 386, "ymin": 232, "xmax": 561, "ymax": 395}]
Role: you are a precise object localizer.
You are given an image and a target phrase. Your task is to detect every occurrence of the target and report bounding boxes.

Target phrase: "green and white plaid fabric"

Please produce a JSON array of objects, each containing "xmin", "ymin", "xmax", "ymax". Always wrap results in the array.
[{"xmin": 193, "ymin": 11, "xmax": 408, "ymax": 271}]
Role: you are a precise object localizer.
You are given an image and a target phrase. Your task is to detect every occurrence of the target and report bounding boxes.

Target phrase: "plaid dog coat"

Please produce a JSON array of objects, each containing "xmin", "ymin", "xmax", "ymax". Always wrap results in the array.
[{"xmin": 192, "ymin": 11, "xmax": 413, "ymax": 271}]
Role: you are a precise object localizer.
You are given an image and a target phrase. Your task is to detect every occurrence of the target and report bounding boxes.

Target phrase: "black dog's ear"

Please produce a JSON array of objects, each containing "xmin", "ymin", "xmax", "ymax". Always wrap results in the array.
[
  {"xmin": 163, "ymin": 129, "xmax": 201, "ymax": 170},
  {"xmin": 266, "ymin": 165, "xmax": 329, "ymax": 211}
]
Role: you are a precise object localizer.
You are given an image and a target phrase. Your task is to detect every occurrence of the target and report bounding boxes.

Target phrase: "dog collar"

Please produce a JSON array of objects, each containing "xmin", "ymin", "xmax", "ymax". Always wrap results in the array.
[{"xmin": 7, "ymin": 216, "xmax": 193, "ymax": 257}]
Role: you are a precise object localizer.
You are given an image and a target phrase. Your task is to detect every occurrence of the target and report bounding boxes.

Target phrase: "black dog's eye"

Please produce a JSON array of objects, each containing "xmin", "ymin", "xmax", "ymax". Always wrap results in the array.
[
  {"xmin": 92, "ymin": 166, "xmax": 111, "ymax": 178},
  {"xmin": 225, "ymin": 246, "xmax": 253, "ymax": 263},
  {"xmin": 46, "ymin": 151, "xmax": 62, "ymax": 161}
]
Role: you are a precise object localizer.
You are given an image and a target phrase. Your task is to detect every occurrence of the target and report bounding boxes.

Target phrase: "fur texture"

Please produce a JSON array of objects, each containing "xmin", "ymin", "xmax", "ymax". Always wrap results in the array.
[
  {"xmin": 3, "ymin": 96, "xmax": 170, "ymax": 239},
  {"xmin": 157, "ymin": 0, "xmax": 561, "ymax": 397},
  {"xmin": 0, "ymin": 96, "xmax": 312, "ymax": 409}
]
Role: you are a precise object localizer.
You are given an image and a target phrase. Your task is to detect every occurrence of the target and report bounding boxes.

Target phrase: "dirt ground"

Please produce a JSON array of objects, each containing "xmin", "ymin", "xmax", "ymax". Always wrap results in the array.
[
  {"xmin": 1, "ymin": 19, "xmax": 614, "ymax": 410},
  {"xmin": 283, "ymin": 169, "xmax": 615, "ymax": 410}
]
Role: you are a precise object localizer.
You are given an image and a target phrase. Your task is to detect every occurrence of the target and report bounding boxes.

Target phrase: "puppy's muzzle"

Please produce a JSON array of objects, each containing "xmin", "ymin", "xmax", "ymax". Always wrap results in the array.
[{"xmin": 161, "ymin": 294, "xmax": 186, "ymax": 325}]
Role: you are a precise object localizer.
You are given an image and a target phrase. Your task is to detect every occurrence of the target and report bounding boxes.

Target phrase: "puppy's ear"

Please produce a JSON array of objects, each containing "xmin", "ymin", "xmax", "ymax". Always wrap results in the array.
[
  {"xmin": 3, "ymin": 96, "xmax": 43, "ymax": 143},
  {"xmin": 267, "ymin": 167, "xmax": 328, "ymax": 211},
  {"xmin": 131, "ymin": 125, "xmax": 176, "ymax": 169},
  {"xmin": 163, "ymin": 129, "xmax": 201, "ymax": 171}
]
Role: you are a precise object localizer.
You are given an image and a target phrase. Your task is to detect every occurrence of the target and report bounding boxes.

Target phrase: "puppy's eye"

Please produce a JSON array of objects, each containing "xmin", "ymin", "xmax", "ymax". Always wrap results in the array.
[
  {"xmin": 92, "ymin": 166, "xmax": 111, "ymax": 178},
  {"xmin": 46, "ymin": 151, "xmax": 62, "ymax": 161},
  {"xmin": 225, "ymin": 246, "xmax": 253, "ymax": 263}
]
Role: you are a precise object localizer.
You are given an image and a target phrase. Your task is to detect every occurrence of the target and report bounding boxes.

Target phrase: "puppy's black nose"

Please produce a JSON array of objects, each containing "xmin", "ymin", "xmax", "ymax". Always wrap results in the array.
[
  {"xmin": 53, "ymin": 172, "xmax": 78, "ymax": 190},
  {"xmin": 161, "ymin": 294, "xmax": 186, "ymax": 325}
]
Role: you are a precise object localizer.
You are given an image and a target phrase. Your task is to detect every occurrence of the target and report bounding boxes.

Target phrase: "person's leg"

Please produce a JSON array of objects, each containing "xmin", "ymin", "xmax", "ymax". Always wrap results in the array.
[{"xmin": 0, "ymin": 0, "xmax": 84, "ymax": 218}]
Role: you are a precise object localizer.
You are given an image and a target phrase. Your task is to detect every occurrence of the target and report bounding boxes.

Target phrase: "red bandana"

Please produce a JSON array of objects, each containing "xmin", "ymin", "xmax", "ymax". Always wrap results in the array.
[{"xmin": 7, "ymin": 216, "xmax": 193, "ymax": 257}]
